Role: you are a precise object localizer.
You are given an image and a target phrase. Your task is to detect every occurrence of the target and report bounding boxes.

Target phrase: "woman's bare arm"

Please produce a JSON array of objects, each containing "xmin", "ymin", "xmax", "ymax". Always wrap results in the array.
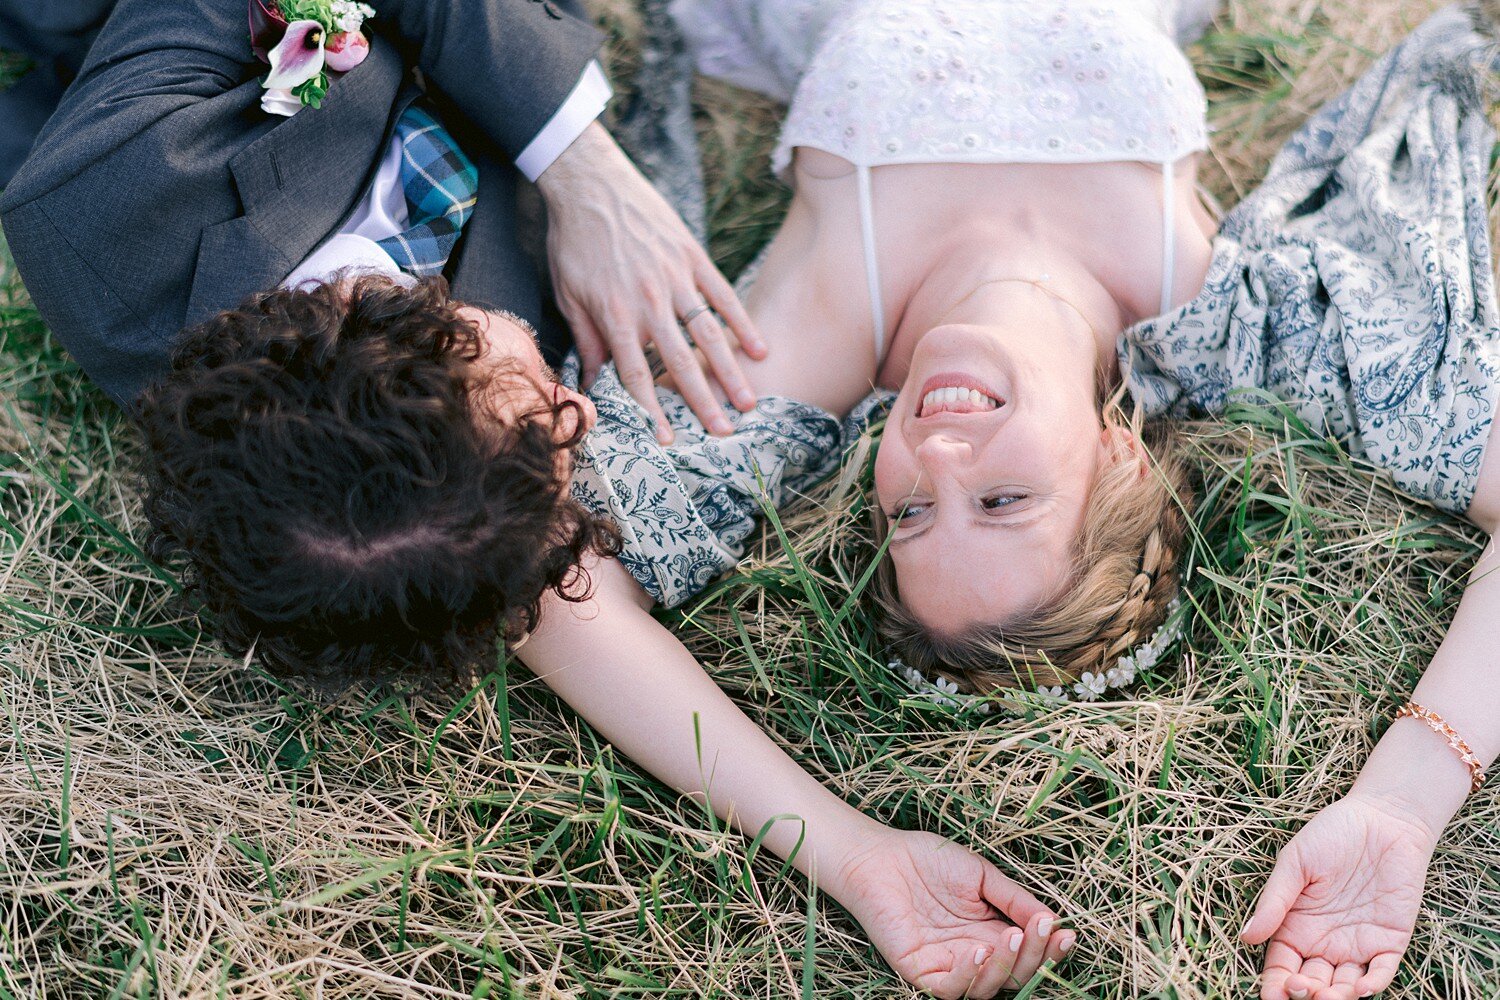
[
  {"xmin": 517, "ymin": 556, "xmax": 1072, "ymax": 998},
  {"xmin": 520, "ymin": 556, "xmax": 883, "ymax": 880},
  {"xmin": 1242, "ymin": 423, "xmax": 1500, "ymax": 1000}
]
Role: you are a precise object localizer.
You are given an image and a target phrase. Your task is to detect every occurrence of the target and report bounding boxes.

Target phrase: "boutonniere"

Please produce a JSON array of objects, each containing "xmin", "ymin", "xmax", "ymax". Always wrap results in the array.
[{"xmin": 249, "ymin": 0, "xmax": 375, "ymax": 117}]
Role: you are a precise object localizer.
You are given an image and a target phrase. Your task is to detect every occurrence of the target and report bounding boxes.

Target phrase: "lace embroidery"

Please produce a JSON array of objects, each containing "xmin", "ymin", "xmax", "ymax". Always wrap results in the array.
[{"xmin": 675, "ymin": 0, "xmax": 1209, "ymax": 175}]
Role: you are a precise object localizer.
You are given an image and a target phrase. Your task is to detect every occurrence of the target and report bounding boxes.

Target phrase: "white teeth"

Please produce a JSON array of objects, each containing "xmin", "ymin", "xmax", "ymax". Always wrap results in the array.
[{"xmin": 920, "ymin": 386, "xmax": 1001, "ymax": 414}]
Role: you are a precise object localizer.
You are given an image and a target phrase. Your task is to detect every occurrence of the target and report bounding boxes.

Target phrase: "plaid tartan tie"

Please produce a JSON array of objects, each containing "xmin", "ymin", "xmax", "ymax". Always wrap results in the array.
[{"xmin": 376, "ymin": 102, "xmax": 479, "ymax": 277}]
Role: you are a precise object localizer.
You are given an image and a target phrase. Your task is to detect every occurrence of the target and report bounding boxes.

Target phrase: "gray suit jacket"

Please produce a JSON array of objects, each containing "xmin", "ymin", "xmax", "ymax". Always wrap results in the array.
[{"xmin": 0, "ymin": 0, "xmax": 602, "ymax": 404}]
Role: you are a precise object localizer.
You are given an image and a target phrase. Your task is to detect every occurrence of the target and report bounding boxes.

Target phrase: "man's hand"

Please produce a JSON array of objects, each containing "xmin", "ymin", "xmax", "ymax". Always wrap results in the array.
[
  {"xmin": 1240, "ymin": 794, "xmax": 1438, "ymax": 1000},
  {"xmin": 536, "ymin": 122, "xmax": 767, "ymax": 443},
  {"xmin": 831, "ymin": 829, "xmax": 1075, "ymax": 998}
]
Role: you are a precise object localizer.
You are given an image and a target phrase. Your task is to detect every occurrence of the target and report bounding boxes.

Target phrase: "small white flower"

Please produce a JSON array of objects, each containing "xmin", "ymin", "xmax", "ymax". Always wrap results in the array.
[
  {"xmin": 1074, "ymin": 671, "xmax": 1107, "ymax": 701},
  {"xmin": 933, "ymin": 676, "xmax": 960, "ymax": 697},
  {"xmin": 975, "ymin": 702, "xmax": 993, "ymax": 715},
  {"xmin": 331, "ymin": 1, "xmax": 375, "ymax": 33},
  {"xmin": 1038, "ymin": 685, "xmax": 1067, "ymax": 700}
]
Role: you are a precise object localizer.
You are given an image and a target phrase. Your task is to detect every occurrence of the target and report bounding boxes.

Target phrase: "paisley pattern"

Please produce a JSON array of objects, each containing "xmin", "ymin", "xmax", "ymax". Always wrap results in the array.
[
  {"xmin": 1122, "ymin": 6, "xmax": 1500, "ymax": 513},
  {"xmin": 566, "ymin": 359, "xmax": 893, "ymax": 607}
]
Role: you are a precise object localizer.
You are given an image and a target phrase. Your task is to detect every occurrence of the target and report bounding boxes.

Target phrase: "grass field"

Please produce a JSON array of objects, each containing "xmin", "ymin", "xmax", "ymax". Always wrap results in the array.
[{"xmin": 2, "ymin": 1, "xmax": 1499, "ymax": 997}]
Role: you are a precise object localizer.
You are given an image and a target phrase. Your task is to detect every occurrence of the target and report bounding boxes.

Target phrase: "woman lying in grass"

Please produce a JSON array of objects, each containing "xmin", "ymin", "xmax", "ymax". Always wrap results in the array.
[
  {"xmin": 664, "ymin": 2, "xmax": 1499, "ymax": 999},
  {"xmin": 556, "ymin": 1, "xmax": 1500, "ymax": 996},
  {"xmin": 140, "ymin": 1, "xmax": 1496, "ymax": 997},
  {"xmin": 531, "ymin": 0, "xmax": 1215, "ymax": 992}
]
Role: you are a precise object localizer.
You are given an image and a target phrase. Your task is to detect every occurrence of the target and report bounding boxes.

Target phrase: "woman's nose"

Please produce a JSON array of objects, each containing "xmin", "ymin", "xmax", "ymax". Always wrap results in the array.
[{"xmin": 914, "ymin": 434, "xmax": 972, "ymax": 471}]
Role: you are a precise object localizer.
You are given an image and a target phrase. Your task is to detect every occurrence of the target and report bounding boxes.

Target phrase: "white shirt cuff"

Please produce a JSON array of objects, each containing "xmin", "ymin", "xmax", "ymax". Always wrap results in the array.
[{"xmin": 514, "ymin": 60, "xmax": 613, "ymax": 182}]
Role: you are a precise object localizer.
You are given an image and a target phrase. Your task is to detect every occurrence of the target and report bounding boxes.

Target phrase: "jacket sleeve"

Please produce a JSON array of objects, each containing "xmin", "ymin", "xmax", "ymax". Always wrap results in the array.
[{"xmin": 372, "ymin": 0, "xmax": 605, "ymax": 162}]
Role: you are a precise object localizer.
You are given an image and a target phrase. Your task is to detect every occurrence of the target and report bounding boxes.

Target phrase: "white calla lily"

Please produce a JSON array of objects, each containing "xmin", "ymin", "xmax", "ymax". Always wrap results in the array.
[{"xmin": 263, "ymin": 19, "xmax": 327, "ymax": 91}]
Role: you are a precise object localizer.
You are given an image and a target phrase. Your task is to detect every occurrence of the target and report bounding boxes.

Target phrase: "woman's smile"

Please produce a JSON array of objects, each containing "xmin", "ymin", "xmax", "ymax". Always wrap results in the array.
[{"xmin": 916, "ymin": 372, "xmax": 1004, "ymax": 417}]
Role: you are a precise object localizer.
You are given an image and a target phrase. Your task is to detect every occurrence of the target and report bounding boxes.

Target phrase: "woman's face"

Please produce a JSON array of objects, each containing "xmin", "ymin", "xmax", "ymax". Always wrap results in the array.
[
  {"xmin": 873, "ymin": 321, "xmax": 1109, "ymax": 635},
  {"xmin": 460, "ymin": 305, "xmax": 596, "ymax": 440}
]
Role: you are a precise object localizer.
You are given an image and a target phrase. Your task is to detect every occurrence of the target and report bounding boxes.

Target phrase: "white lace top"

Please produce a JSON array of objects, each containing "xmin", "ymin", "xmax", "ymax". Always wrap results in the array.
[
  {"xmin": 675, "ymin": 0, "xmax": 1210, "ymax": 173},
  {"xmin": 772, "ymin": 0, "xmax": 1209, "ymax": 175},
  {"xmin": 674, "ymin": 0, "xmax": 1215, "ymax": 352}
]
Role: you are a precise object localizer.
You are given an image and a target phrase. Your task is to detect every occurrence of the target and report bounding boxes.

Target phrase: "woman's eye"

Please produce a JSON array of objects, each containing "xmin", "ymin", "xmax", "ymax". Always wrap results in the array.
[
  {"xmin": 890, "ymin": 503, "xmax": 928, "ymax": 523},
  {"xmin": 982, "ymin": 495, "xmax": 1024, "ymax": 511}
]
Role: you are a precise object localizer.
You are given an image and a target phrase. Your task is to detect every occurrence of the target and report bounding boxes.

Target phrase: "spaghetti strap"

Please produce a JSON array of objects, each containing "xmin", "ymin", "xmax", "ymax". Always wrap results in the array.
[
  {"xmin": 856, "ymin": 165, "xmax": 887, "ymax": 363},
  {"xmin": 1159, "ymin": 160, "xmax": 1176, "ymax": 317}
]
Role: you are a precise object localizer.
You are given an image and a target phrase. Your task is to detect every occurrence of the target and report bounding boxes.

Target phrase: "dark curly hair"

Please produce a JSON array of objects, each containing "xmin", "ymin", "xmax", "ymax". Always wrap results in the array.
[{"xmin": 137, "ymin": 276, "xmax": 619, "ymax": 687}]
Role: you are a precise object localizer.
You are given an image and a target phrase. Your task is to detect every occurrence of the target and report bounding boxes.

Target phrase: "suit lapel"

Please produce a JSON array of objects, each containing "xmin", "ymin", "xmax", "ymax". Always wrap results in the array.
[{"xmin": 187, "ymin": 37, "xmax": 407, "ymax": 322}]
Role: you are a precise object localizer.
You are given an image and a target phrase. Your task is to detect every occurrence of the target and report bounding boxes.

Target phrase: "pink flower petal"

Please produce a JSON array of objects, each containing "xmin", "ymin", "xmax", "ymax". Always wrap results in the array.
[
  {"xmin": 324, "ymin": 32, "xmax": 369, "ymax": 73},
  {"xmin": 263, "ymin": 19, "xmax": 326, "ymax": 90},
  {"xmin": 249, "ymin": 0, "xmax": 288, "ymax": 62}
]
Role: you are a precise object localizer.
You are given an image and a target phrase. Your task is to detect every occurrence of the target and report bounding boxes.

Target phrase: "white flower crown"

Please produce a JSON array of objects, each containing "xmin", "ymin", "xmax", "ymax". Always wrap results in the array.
[{"xmin": 887, "ymin": 596, "xmax": 1187, "ymax": 715}]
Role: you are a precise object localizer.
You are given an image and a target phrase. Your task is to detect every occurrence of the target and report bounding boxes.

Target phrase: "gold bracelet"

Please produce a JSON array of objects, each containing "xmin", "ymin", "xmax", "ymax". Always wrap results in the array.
[{"xmin": 1394, "ymin": 702, "xmax": 1487, "ymax": 794}]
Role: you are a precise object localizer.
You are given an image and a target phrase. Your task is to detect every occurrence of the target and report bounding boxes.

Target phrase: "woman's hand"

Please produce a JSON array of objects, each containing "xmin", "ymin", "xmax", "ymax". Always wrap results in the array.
[
  {"xmin": 831, "ymin": 829, "xmax": 1075, "ymax": 998},
  {"xmin": 536, "ymin": 123, "xmax": 767, "ymax": 444},
  {"xmin": 1240, "ymin": 794, "xmax": 1438, "ymax": 1000}
]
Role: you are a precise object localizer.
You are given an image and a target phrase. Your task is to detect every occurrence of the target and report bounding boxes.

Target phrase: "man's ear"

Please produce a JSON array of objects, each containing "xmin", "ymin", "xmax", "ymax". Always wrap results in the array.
[{"xmin": 1097, "ymin": 423, "xmax": 1150, "ymax": 479}]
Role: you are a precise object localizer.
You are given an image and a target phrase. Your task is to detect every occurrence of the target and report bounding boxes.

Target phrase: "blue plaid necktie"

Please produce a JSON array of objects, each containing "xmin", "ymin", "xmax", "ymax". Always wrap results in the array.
[{"xmin": 376, "ymin": 102, "xmax": 479, "ymax": 277}]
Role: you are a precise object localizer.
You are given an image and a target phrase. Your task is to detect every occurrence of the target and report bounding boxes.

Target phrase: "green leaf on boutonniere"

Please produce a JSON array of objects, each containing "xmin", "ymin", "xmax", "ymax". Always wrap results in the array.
[{"xmin": 294, "ymin": 72, "xmax": 329, "ymax": 109}]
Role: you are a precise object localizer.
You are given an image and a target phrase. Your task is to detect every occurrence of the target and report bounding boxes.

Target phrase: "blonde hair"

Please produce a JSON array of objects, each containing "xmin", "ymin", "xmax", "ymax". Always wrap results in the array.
[{"xmin": 871, "ymin": 402, "xmax": 1192, "ymax": 692}]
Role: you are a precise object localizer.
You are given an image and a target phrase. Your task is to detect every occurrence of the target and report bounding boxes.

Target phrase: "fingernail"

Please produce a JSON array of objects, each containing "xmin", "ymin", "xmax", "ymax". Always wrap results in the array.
[
  {"xmin": 1289, "ymin": 990, "xmax": 1308, "ymax": 1000},
  {"xmin": 1037, "ymin": 917, "xmax": 1053, "ymax": 937},
  {"xmin": 1008, "ymin": 931, "xmax": 1022, "ymax": 953},
  {"xmin": 973, "ymin": 946, "xmax": 991, "ymax": 966},
  {"xmin": 1059, "ymin": 936, "xmax": 1073, "ymax": 955},
  {"xmin": 1238, "ymin": 918, "xmax": 1251, "ymax": 939}
]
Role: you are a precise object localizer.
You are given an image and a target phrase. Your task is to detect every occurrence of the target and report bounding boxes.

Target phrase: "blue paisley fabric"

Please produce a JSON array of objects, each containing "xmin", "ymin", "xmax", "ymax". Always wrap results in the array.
[
  {"xmin": 565, "ymin": 358, "xmax": 893, "ymax": 607},
  {"xmin": 1123, "ymin": 6, "xmax": 1500, "ymax": 513}
]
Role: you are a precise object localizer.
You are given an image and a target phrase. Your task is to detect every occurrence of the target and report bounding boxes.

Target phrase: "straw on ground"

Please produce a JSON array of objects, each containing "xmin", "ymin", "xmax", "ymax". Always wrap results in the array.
[{"xmin": 1, "ymin": 1, "xmax": 1497, "ymax": 996}]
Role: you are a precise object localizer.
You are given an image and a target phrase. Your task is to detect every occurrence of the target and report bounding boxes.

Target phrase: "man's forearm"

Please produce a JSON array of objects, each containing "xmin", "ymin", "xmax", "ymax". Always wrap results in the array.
[{"xmin": 374, "ymin": 0, "xmax": 602, "ymax": 161}]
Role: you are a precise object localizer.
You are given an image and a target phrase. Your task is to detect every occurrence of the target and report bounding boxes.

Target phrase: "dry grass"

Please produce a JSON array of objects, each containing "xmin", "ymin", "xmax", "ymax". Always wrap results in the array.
[{"xmin": 2, "ymin": 0, "xmax": 1499, "ymax": 996}]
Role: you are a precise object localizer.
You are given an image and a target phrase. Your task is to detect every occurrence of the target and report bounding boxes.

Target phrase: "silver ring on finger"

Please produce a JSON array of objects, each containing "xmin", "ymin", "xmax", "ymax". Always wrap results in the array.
[{"xmin": 679, "ymin": 302, "xmax": 712, "ymax": 327}]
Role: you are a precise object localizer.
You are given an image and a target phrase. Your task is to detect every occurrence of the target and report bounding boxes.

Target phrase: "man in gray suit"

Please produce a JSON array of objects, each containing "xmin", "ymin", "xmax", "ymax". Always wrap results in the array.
[
  {"xmin": 0, "ymin": 0, "xmax": 766, "ymax": 682},
  {"xmin": 0, "ymin": 0, "xmax": 761, "ymax": 428}
]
